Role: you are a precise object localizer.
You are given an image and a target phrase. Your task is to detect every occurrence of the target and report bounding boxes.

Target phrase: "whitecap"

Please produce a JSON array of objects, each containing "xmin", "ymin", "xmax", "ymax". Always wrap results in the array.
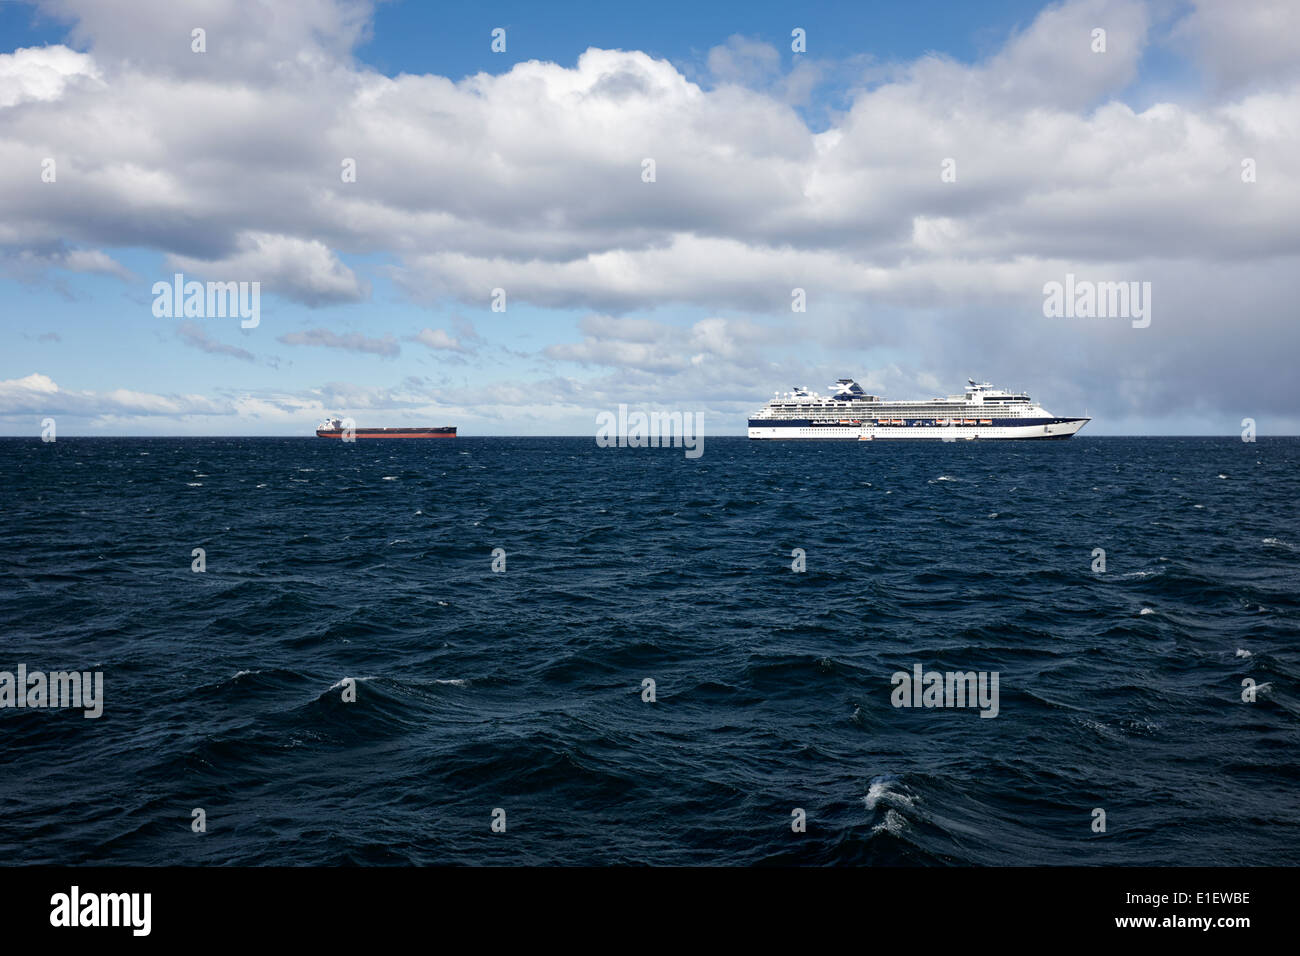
[
  {"xmin": 865, "ymin": 776, "xmax": 914, "ymax": 811},
  {"xmin": 1235, "ymin": 649, "xmax": 1252, "ymax": 658},
  {"xmin": 433, "ymin": 678, "xmax": 467, "ymax": 686},
  {"xmin": 1139, "ymin": 607, "xmax": 1156, "ymax": 615},
  {"xmin": 1120, "ymin": 718, "xmax": 1162, "ymax": 735},
  {"xmin": 328, "ymin": 675, "xmax": 375, "ymax": 691},
  {"xmin": 1078, "ymin": 717, "xmax": 1121, "ymax": 740},
  {"xmin": 382, "ymin": 476, "xmax": 398, "ymax": 481},
  {"xmin": 186, "ymin": 482, "xmax": 202, "ymax": 487},
  {"xmin": 871, "ymin": 809, "xmax": 908, "ymax": 836}
]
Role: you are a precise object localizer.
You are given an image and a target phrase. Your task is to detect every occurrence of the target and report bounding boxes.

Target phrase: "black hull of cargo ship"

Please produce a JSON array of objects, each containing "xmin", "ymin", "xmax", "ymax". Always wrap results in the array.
[{"xmin": 316, "ymin": 427, "xmax": 456, "ymax": 438}]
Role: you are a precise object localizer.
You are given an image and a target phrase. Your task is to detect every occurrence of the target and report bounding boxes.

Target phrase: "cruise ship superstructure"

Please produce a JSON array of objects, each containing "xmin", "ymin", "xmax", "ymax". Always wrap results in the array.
[{"xmin": 748, "ymin": 379, "xmax": 1089, "ymax": 440}]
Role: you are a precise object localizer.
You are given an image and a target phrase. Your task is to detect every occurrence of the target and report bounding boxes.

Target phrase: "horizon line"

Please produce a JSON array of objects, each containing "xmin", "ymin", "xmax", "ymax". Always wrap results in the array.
[{"xmin": 2, "ymin": 434, "xmax": 1295, "ymax": 440}]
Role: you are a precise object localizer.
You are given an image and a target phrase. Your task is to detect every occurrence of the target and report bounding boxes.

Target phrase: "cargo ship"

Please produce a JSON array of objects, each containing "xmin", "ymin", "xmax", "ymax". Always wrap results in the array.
[{"xmin": 316, "ymin": 417, "xmax": 456, "ymax": 439}]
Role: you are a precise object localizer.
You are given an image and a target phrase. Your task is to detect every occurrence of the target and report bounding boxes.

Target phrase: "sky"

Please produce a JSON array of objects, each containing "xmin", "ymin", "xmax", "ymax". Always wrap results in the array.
[{"xmin": 1, "ymin": 0, "xmax": 1298, "ymax": 436}]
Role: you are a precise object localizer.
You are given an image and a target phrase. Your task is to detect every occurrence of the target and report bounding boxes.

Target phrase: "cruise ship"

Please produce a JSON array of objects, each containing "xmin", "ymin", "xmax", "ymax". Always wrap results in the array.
[{"xmin": 748, "ymin": 379, "xmax": 1089, "ymax": 440}]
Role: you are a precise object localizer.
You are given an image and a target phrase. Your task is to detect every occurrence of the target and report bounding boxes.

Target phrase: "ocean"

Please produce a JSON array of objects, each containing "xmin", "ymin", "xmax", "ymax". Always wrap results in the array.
[{"xmin": 1, "ymin": 436, "xmax": 1297, "ymax": 865}]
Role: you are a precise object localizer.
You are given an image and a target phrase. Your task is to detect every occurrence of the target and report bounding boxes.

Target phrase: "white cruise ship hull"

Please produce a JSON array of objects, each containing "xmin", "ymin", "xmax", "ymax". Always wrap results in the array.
[{"xmin": 748, "ymin": 418, "xmax": 1089, "ymax": 440}]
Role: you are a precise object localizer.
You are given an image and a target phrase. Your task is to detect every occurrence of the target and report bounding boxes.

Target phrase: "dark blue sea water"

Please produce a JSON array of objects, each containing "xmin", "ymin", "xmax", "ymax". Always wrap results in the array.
[{"xmin": 1, "ymin": 436, "xmax": 1297, "ymax": 866}]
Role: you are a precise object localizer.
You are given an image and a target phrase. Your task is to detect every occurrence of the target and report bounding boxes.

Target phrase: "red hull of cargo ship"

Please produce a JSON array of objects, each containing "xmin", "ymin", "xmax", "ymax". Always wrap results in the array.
[{"xmin": 316, "ymin": 427, "xmax": 456, "ymax": 438}]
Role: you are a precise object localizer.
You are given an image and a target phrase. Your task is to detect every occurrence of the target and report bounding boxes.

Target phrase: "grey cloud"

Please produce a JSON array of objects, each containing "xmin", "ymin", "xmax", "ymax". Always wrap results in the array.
[
  {"xmin": 1169, "ymin": 0, "xmax": 1300, "ymax": 94},
  {"xmin": 707, "ymin": 35, "xmax": 781, "ymax": 88},
  {"xmin": 278, "ymin": 328, "xmax": 399, "ymax": 356},
  {"xmin": 176, "ymin": 320, "xmax": 255, "ymax": 361},
  {"xmin": 34, "ymin": 0, "xmax": 374, "ymax": 81},
  {"xmin": 410, "ymin": 327, "xmax": 468, "ymax": 353}
]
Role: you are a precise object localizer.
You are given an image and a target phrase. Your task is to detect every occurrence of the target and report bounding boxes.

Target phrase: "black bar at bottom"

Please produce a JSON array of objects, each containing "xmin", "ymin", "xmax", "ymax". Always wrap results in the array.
[{"xmin": 0, "ymin": 866, "xmax": 1278, "ymax": 942}]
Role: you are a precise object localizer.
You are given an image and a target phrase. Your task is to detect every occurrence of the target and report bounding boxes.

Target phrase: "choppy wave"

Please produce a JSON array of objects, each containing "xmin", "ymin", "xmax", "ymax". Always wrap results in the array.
[{"xmin": 1, "ymin": 435, "xmax": 1298, "ymax": 865}]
